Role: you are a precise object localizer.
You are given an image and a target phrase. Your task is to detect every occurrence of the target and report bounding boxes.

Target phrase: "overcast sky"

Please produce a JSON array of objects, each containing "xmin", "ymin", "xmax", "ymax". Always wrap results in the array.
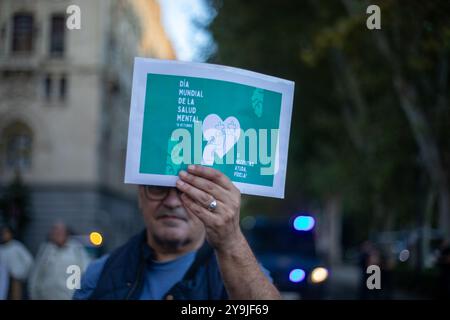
[{"xmin": 159, "ymin": 0, "xmax": 216, "ymax": 62}]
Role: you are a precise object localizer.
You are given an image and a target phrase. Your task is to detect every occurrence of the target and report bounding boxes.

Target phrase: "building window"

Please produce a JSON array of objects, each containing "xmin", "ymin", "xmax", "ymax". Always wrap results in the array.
[
  {"xmin": 1, "ymin": 122, "xmax": 33, "ymax": 171},
  {"xmin": 59, "ymin": 75, "xmax": 67, "ymax": 100},
  {"xmin": 12, "ymin": 13, "xmax": 34, "ymax": 53},
  {"xmin": 49, "ymin": 14, "xmax": 65, "ymax": 56},
  {"xmin": 44, "ymin": 74, "xmax": 52, "ymax": 100}
]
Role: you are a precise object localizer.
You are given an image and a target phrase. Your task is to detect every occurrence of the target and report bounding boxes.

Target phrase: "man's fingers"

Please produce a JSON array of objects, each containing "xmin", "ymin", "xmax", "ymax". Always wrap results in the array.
[
  {"xmin": 180, "ymin": 193, "xmax": 216, "ymax": 225},
  {"xmin": 176, "ymin": 178, "xmax": 216, "ymax": 209},
  {"xmin": 178, "ymin": 170, "xmax": 227, "ymax": 202},
  {"xmin": 187, "ymin": 165, "xmax": 233, "ymax": 191}
]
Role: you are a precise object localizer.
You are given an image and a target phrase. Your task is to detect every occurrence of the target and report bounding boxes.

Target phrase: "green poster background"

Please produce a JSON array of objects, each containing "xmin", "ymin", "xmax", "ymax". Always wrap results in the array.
[{"xmin": 139, "ymin": 73, "xmax": 281, "ymax": 187}]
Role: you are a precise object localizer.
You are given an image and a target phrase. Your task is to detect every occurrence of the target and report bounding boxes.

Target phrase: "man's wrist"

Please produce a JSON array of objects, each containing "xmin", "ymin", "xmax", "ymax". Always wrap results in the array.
[{"xmin": 214, "ymin": 230, "xmax": 249, "ymax": 256}]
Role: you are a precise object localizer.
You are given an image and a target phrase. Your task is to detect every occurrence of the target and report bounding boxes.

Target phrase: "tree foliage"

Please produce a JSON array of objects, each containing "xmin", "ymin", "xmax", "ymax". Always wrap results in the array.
[{"xmin": 205, "ymin": 0, "xmax": 450, "ymax": 243}]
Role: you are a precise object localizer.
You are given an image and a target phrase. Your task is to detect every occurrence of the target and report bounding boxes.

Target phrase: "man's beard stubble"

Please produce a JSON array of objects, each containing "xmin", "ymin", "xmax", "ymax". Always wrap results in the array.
[
  {"xmin": 152, "ymin": 207, "xmax": 193, "ymax": 251},
  {"xmin": 152, "ymin": 233, "xmax": 193, "ymax": 251}
]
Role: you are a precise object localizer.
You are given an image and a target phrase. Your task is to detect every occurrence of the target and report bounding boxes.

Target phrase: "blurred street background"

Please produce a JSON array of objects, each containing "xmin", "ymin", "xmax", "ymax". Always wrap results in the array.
[{"xmin": 0, "ymin": 0, "xmax": 449, "ymax": 300}]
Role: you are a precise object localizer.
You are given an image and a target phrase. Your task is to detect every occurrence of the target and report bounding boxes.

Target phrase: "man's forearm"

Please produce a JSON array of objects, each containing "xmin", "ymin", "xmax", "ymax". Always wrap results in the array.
[{"xmin": 215, "ymin": 232, "xmax": 282, "ymax": 300}]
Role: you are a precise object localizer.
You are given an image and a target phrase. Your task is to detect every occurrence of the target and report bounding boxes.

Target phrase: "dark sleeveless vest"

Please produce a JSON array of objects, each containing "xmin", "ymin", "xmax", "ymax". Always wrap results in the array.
[{"xmin": 88, "ymin": 231, "xmax": 228, "ymax": 300}]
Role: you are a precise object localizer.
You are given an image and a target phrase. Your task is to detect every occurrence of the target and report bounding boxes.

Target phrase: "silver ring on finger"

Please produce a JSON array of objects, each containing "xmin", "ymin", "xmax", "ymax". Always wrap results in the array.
[{"xmin": 208, "ymin": 198, "xmax": 218, "ymax": 212}]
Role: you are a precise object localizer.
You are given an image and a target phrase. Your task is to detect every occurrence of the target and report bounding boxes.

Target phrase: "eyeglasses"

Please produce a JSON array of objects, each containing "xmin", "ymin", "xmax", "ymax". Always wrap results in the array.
[{"xmin": 143, "ymin": 185, "xmax": 181, "ymax": 201}]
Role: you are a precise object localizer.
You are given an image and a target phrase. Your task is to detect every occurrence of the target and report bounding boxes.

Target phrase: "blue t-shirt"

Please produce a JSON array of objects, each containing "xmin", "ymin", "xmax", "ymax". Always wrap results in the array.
[
  {"xmin": 73, "ymin": 251, "xmax": 195, "ymax": 300},
  {"xmin": 140, "ymin": 250, "xmax": 196, "ymax": 299},
  {"xmin": 73, "ymin": 249, "xmax": 272, "ymax": 300}
]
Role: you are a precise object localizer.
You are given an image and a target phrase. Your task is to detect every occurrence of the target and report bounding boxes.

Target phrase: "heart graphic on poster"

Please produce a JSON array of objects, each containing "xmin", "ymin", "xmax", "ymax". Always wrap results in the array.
[{"xmin": 202, "ymin": 114, "xmax": 241, "ymax": 165}]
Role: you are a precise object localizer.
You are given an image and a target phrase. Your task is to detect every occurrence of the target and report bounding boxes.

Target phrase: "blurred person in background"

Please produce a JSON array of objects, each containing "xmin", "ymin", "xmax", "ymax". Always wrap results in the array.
[
  {"xmin": 0, "ymin": 257, "xmax": 9, "ymax": 300},
  {"xmin": 0, "ymin": 225, "xmax": 33, "ymax": 299},
  {"xmin": 380, "ymin": 248, "xmax": 395, "ymax": 299},
  {"xmin": 436, "ymin": 240, "xmax": 450, "ymax": 299},
  {"xmin": 358, "ymin": 241, "xmax": 381, "ymax": 300},
  {"xmin": 28, "ymin": 222, "xmax": 91, "ymax": 300}
]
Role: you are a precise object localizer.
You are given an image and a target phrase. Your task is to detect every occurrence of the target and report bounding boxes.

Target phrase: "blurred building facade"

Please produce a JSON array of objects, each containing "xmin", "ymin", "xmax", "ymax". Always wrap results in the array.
[{"xmin": 0, "ymin": 0, "xmax": 176, "ymax": 253}]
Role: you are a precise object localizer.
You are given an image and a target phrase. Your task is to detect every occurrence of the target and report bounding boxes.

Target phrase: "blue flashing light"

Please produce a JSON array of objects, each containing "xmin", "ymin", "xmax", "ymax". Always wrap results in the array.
[
  {"xmin": 289, "ymin": 269, "xmax": 306, "ymax": 283},
  {"xmin": 293, "ymin": 215, "xmax": 315, "ymax": 231}
]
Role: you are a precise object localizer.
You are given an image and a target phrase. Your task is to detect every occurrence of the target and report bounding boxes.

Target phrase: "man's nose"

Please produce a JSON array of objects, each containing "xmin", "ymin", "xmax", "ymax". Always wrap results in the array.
[{"xmin": 162, "ymin": 188, "xmax": 182, "ymax": 208}]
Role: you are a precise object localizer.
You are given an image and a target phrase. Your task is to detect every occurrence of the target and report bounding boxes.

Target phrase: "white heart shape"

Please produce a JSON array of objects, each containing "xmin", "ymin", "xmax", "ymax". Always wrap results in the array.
[{"xmin": 202, "ymin": 114, "xmax": 241, "ymax": 165}]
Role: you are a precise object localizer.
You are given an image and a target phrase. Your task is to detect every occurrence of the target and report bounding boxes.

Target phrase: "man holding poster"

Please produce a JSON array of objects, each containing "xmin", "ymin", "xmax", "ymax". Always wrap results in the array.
[{"xmin": 74, "ymin": 59, "xmax": 294, "ymax": 300}]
